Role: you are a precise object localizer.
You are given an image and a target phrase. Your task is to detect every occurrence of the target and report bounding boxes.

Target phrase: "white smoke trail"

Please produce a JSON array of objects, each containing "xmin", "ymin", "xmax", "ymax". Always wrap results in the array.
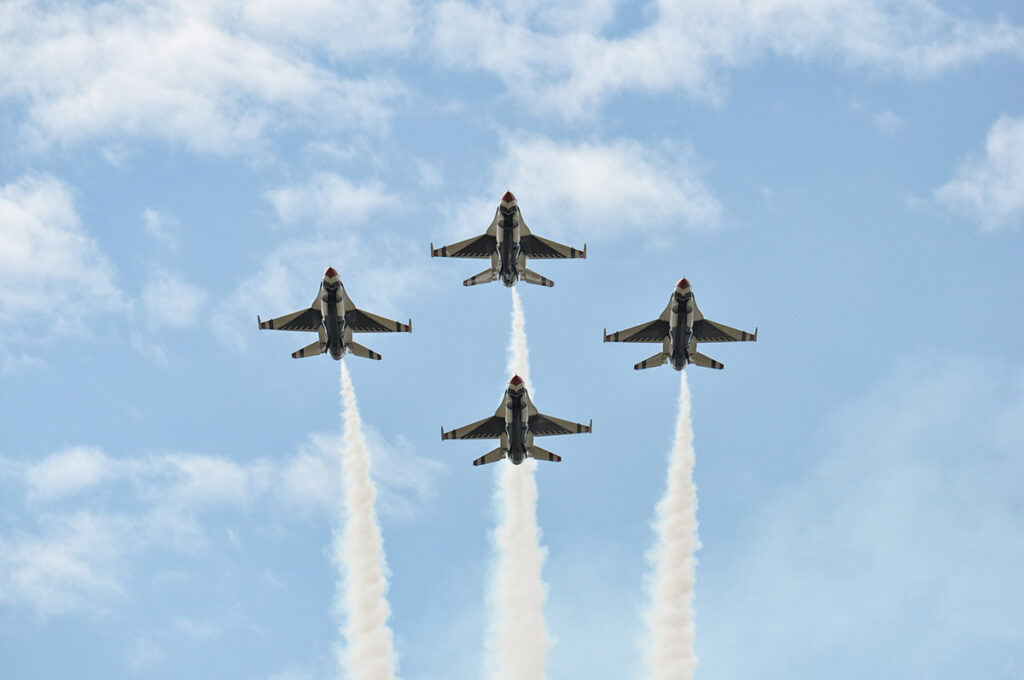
[
  {"xmin": 644, "ymin": 369, "xmax": 701, "ymax": 680},
  {"xmin": 334, "ymin": 360, "xmax": 399, "ymax": 680},
  {"xmin": 485, "ymin": 288, "xmax": 550, "ymax": 680}
]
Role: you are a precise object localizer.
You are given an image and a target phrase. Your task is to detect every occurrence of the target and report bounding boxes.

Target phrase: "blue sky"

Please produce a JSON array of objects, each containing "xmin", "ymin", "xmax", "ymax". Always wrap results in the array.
[{"xmin": 1, "ymin": 1, "xmax": 1023, "ymax": 678}]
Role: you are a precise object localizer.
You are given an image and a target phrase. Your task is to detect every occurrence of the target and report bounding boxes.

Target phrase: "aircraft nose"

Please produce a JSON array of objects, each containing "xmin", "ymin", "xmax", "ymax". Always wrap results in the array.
[
  {"xmin": 510, "ymin": 374, "xmax": 523, "ymax": 386},
  {"xmin": 677, "ymin": 277, "xmax": 690, "ymax": 289},
  {"xmin": 325, "ymin": 267, "xmax": 338, "ymax": 278},
  {"xmin": 502, "ymin": 190, "xmax": 516, "ymax": 203}
]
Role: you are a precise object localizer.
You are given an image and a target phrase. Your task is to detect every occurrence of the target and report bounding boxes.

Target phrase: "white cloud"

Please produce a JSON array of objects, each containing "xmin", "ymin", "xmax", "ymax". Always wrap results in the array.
[
  {"xmin": 444, "ymin": 134, "xmax": 720, "ymax": 242},
  {"xmin": 141, "ymin": 269, "xmax": 209, "ymax": 329},
  {"xmin": 432, "ymin": 0, "xmax": 1024, "ymax": 117},
  {"xmin": 0, "ymin": 1, "xmax": 408, "ymax": 154},
  {"xmin": 934, "ymin": 114, "xmax": 1024, "ymax": 230},
  {"xmin": 0, "ymin": 174, "xmax": 125, "ymax": 338},
  {"xmin": 265, "ymin": 173, "xmax": 399, "ymax": 227}
]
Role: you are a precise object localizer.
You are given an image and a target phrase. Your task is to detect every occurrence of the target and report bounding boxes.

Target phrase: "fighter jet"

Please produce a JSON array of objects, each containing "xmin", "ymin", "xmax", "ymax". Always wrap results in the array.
[
  {"xmin": 430, "ymin": 191, "xmax": 586, "ymax": 287},
  {"xmin": 604, "ymin": 278, "xmax": 756, "ymax": 370},
  {"xmin": 441, "ymin": 375, "xmax": 592, "ymax": 466},
  {"xmin": 258, "ymin": 267, "xmax": 411, "ymax": 360}
]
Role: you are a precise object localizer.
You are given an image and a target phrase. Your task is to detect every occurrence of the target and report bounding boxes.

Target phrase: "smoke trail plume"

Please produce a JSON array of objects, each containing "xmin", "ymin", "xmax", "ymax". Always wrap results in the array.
[
  {"xmin": 486, "ymin": 288, "xmax": 550, "ymax": 680},
  {"xmin": 334, "ymin": 361, "xmax": 399, "ymax": 680},
  {"xmin": 644, "ymin": 369, "xmax": 701, "ymax": 680}
]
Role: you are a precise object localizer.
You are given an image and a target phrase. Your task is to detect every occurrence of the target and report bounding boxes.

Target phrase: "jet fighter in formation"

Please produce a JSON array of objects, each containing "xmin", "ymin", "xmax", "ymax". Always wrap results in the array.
[
  {"xmin": 258, "ymin": 267, "xmax": 411, "ymax": 360},
  {"xmin": 441, "ymin": 375, "xmax": 592, "ymax": 466},
  {"xmin": 431, "ymin": 191, "xmax": 586, "ymax": 287},
  {"xmin": 604, "ymin": 278, "xmax": 756, "ymax": 370}
]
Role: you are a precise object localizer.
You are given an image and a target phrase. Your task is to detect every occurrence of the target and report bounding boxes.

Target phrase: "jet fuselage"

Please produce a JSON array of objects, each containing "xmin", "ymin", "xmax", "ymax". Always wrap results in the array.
[
  {"xmin": 667, "ymin": 281, "xmax": 696, "ymax": 370},
  {"xmin": 503, "ymin": 383, "xmax": 531, "ymax": 464},
  {"xmin": 320, "ymin": 272, "xmax": 347, "ymax": 360},
  {"xmin": 495, "ymin": 200, "xmax": 522, "ymax": 287}
]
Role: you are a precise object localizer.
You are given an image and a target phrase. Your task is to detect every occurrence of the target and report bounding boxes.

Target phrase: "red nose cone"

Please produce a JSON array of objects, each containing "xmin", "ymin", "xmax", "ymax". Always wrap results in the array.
[
  {"xmin": 510, "ymin": 375, "xmax": 523, "ymax": 386},
  {"xmin": 502, "ymin": 191, "xmax": 516, "ymax": 203},
  {"xmin": 325, "ymin": 267, "xmax": 338, "ymax": 278},
  {"xmin": 677, "ymin": 278, "xmax": 690, "ymax": 289}
]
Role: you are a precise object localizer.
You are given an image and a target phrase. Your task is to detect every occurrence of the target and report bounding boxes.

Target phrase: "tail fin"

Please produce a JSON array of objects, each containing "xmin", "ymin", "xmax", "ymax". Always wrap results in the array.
[
  {"xmin": 530, "ymin": 445, "xmax": 562, "ymax": 463},
  {"xmin": 463, "ymin": 268, "xmax": 498, "ymax": 287},
  {"xmin": 473, "ymin": 447, "xmax": 506, "ymax": 466},
  {"xmin": 520, "ymin": 268, "xmax": 554, "ymax": 287},
  {"xmin": 292, "ymin": 340, "xmax": 325, "ymax": 359},
  {"xmin": 691, "ymin": 352, "xmax": 724, "ymax": 370},
  {"xmin": 634, "ymin": 351, "xmax": 668, "ymax": 370},
  {"xmin": 347, "ymin": 340, "xmax": 382, "ymax": 361}
]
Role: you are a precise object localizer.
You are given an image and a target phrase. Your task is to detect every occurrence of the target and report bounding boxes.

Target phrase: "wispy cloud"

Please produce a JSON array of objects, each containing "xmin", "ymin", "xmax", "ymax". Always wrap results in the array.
[
  {"xmin": 0, "ymin": 173, "xmax": 125, "ymax": 342},
  {"xmin": 934, "ymin": 114, "xmax": 1024, "ymax": 230},
  {"xmin": 142, "ymin": 208, "xmax": 179, "ymax": 249},
  {"xmin": 873, "ymin": 109, "xmax": 905, "ymax": 135},
  {"xmin": 432, "ymin": 0, "xmax": 1024, "ymax": 118},
  {"xmin": 0, "ymin": 1, "xmax": 409, "ymax": 154}
]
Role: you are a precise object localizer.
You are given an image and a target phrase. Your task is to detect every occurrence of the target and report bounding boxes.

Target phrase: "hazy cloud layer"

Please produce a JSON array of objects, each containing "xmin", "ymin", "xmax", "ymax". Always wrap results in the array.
[
  {"xmin": 703, "ymin": 354, "xmax": 1024, "ymax": 677},
  {"xmin": 934, "ymin": 114, "xmax": 1024, "ymax": 230},
  {"xmin": 432, "ymin": 0, "xmax": 1024, "ymax": 117}
]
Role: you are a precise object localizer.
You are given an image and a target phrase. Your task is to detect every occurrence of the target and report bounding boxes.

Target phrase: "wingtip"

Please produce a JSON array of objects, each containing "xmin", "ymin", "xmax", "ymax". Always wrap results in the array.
[
  {"xmin": 753, "ymin": 327, "xmax": 758, "ymax": 341},
  {"xmin": 257, "ymin": 314, "xmax": 262, "ymax": 329},
  {"xmin": 408, "ymin": 318, "xmax": 413, "ymax": 333},
  {"xmin": 602, "ymin": 328, "xmax": 608, "ymax": 342},
  {"xmin": 588, "ymin": 418, "xmax": 593, "ymax": 432},
  {"xmin": 582, "ymin": 243, "xmax": 587, "ymax": 259}
]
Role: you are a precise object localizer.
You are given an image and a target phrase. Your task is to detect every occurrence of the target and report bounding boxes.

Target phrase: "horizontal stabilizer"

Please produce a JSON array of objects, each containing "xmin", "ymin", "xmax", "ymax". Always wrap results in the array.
[
  {"xmin": 347, "ymin": 340, "xmax": 382, "ymax": 361},
  {"xmin": 634, "ymin": 351, "xmax": 668, "ymax": 370},
  {"xmin": 691, "ymin": 352, "xmax": 724, "ymax": 370},
  {"xmin": 520, "ymin": 268, "xmax": 554, "ymax": 287},
  {"xmin": 473, "ymin": 448, "xmax": 507, "ymax": 467},
  {"xmin": 292, "ymin": 340, "xmax": 325, "ymax": 359},
  {"xmin": 463, "ymin": 268, "xmax": 498, "ymax": 287},
  {"xmin": 530, "ymin": 445, "xmax": 562, "ymax": 463}
]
